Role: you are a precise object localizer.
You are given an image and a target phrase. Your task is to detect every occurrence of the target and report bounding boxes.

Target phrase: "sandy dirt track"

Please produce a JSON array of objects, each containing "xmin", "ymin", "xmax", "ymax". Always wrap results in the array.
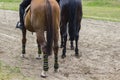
[{"xmin": 0, "ymin": 10, "xmax": 120, "ymax": 80}]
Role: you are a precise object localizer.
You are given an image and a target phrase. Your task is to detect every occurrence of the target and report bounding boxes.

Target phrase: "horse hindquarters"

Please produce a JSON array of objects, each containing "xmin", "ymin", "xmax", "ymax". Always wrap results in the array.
[{"xmin": 24, "ymin": 10, "xmax": 35, "ymax": 32}]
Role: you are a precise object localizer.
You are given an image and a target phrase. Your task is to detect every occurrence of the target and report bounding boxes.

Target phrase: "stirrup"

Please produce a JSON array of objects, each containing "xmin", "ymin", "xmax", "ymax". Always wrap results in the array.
[{"xmin": 16, "ymin": 21, "xmax": 23, "ymax": 30}]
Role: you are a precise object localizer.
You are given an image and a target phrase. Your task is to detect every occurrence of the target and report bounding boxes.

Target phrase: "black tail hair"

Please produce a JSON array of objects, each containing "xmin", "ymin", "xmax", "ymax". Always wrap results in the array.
[
  {"xmin": 46, "ymin": 0, "xmax": 54, "ymax": 55},
  {"xmin": 69, "ymin": 0, "xmax": 77, "ymax": 41}
]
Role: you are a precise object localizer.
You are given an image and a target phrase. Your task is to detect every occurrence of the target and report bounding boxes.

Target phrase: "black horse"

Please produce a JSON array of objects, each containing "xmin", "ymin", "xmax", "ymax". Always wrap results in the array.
[{"xmin": 59, "ymin": 0, "xmax": 83, "ymax": 58}]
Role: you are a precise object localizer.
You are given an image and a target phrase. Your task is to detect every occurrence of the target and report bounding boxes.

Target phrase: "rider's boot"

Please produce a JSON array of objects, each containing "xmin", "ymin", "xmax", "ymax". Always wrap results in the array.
[{"xmin": 16, "ymin": 5, "xmax": 24, "ymax": 30}]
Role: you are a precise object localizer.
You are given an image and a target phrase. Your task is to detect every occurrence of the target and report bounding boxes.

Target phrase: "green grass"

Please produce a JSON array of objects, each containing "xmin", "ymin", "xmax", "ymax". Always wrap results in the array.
[
  {"xmin": 0, "ymin": 61, "xmax": 33, "ymax": 80},
  {"xmin": 0, "ymin": 0, "xmax": 22, "ymax": 10},
  {"xmin": 0, "ymin": 2, "xmax": 19, "ymax": 10},
  {"xmin": 0, "ymin": 0, "xmax": 20, "ymax": 10},
  {"xmin": 0, "ymin": 0, "xmax": 120, "ymax": 21},
  {"xmin": 83, "ymin": 0, "xmax": 120, "ymax": 7},
  {"xmin": 83, "ymin": 6, "xmax": 120, "ymax": 22},
  {"xmin": 82, "ymin": 0, "xmax": 120, "ymax": 21}
]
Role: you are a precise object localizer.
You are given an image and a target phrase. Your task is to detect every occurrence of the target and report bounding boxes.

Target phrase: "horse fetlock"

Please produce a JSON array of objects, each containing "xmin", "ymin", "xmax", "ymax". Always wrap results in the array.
[
  {"xmin": 54, "ymin": 63, "xmax": 59, "ymax": 70},
  {"xmin": 61, "ymin": 48, "xmax": 66, "ymax": 58},
  {"xmin": 61, "ymin": 54, "xmax": 66, "ymax": 59},
  {"xmin": 60, "ymin": 44, "xmax": 64, "ymax": 48},
  {"xmin": 22, "ymin": 49, "xmax": 25, "ymax": 54},
  {"xmin": 60, "ymin": 41, "xmax": 64, "ymax": 48},
  {"xmin": 54, "ymin": 68, "xmax": 59, "ymax": 72},
  {"xmin": 71, "ymin": 45, "xmax": 74, "ymax": 50},
  {"xmin": 75, "ymin": 48, "xmax": 78, "ymax": 53},
  {"xmin": 63, "ymin": 48, "xmax": 66, "ymax": 54},
  {"xmin": 22, "ymin": 44, "xmax": 26, "ymax": 54},
  {"xmin": 63, "ymin": 48, "xmax": 66, "ymax": 52},
  {"xmin": 38, "ymin": 50, "xmax": 41, "ymax": 54}
]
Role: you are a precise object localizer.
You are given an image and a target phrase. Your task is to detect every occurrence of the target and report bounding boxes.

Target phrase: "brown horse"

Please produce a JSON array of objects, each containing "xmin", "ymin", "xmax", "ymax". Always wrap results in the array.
[{"xmin": 21, "ymin": 0, "xmax": 60, "ymax": 77}]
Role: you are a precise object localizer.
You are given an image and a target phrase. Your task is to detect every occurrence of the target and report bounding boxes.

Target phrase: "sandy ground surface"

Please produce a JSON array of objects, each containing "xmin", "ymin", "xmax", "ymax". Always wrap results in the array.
[{"xmin": 0, "ymin": 10, "xmax": 120, "ymax": 80}]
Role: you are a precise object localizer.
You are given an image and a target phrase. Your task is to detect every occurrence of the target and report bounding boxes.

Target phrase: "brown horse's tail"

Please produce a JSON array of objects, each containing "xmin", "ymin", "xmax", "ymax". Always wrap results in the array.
[{"xmin": 45, "ymin": 0, "xmax": 53, "ymax": 56}]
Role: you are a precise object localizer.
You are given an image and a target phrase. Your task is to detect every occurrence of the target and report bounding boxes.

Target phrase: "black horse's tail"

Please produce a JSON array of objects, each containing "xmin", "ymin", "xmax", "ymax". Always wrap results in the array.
[
  {"xmin": 69, "ymin": 0, "xmax": 81, "ymax": 41},
  {"xmin": 45, "ymin": 0, "xmax": 53, "ymax": 55}
]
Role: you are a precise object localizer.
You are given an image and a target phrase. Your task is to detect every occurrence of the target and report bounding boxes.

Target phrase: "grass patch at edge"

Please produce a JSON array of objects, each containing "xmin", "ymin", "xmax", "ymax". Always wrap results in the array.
[
  {"xmin": 0, "ymin": 61, "xmax": 34, "ymax": 80},
  {"xmin": 83, "ymin": 6, "xmax": 120, "ymax": 22}
]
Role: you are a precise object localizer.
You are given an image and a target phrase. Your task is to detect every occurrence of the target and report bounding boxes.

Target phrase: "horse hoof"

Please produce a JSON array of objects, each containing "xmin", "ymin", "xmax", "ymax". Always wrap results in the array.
[
  {"xmin": 75, "ymin": 53, "xmax": 79, "ymax": 57},
  {"xmin": 20, "ymin": 54, "xmax": 25, "ymax": 58},
  {"xmin": 61, "ymin": 55, "xmax": 66, "ymax": 59},
  {"xmin": 41, "ymin": 75, "xmax": 47, "ymax": 78},
  {"xmin": 75, "ymin": 53, "xmax": 81, "ymax": 58},
  {"xmin": 54, "ymin": 69, "xmax": 57, "ymax": 72},
  {"xmin": 41, "ymin": 71, "xmax": 47, "ymax": 78},
  {"xmin": 54, "ymin": 69, "xmax": 59, "ymax": 72},
  {"xmin": 36, "ymin": 57, "xmax": 41, "ymax": 60},
  {"xmin": 71, "ymin": 46, "xmax": 74, "ymax": 50},
  {"xmin": 36, "ymin": 55, "xmax": 41, "ymax": 60}
]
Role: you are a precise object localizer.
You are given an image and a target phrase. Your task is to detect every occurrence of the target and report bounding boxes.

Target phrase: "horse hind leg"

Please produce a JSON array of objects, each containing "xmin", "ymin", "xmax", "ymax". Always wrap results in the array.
[
  {"xmin": 68, "ymin": 22, "xmax": 75, "ymax": 50},
  {"xmin": 60, "ymin": 21, "xmax": 67, "ymax": 58},
  {"xmin": 75, "ymin": 1, "xmax": 82, "ymax": 58},
  {"xmin": 60, "ymin": 12, "xmax": 68, "ymax": 49},
  {"xmin": 75, "ymin": 23, "xmax": 82, "ymax": 58},
  {"xmin": 75, "ymin": 33, "xmax": 79, "ymax": 57},
  {"xmin": 60, "ymin": 28, "xmax": 64, "ymax": 48},
  {"xmin": 36, "ymin": 39, "xmax": 42, "ymax": 59},
  {"xmin": 21, "ymin": 28, "xmax": 27, "ymax": 58},
  {"xmin": 70, "ymin": 40, "xmax": 74, "ymax": 50},
  {"xmin": 60, "ymin": 20, "xmax": 68, "ymax": 58},
  {"xmin": 53, "ymin": 28, "xmax": 59, "ymax": 72},
  {"xmin": 54, "ymin": 46, "xmax": 59, "ymax": 72},
  {"xmin": 36, "ymin": 32, "xmax": 49, "ymax": 77},
  {"xmin": 61, "ymin": 33, "xmax": 67, "ymax": 58},
  {"xmin": 41, "ymin": 53, "xmax": 48, "ymax": 78}
]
